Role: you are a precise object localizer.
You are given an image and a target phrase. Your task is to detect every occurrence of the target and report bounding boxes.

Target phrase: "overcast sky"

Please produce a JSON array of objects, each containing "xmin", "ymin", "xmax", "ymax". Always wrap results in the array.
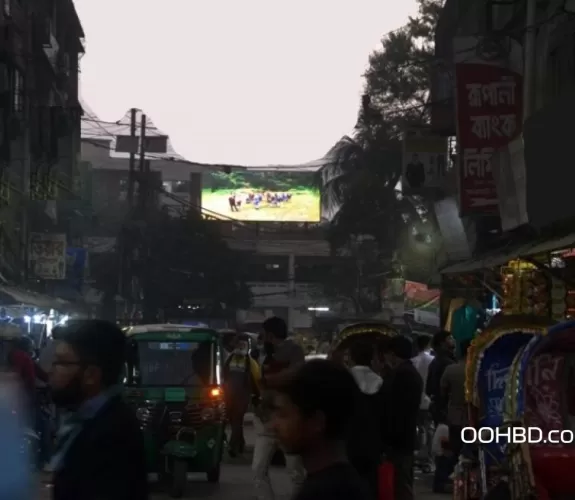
[{"xmin": 74, "ymin": 0, "xmax": 417, "ymax": 165}]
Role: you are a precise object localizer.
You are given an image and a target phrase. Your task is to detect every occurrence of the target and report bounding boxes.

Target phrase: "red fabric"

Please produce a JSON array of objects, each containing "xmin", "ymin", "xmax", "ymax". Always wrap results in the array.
[
  {"xmin": 377, "ymin": 461, "xmax": 394, "ymax": 500},
  {"xmin": 10, "ymin": 350, "xmax": 36, "ymax": 394}
]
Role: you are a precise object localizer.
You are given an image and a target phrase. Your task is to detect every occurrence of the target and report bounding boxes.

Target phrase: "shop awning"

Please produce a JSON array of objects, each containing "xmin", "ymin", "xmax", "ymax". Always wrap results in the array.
[
  {"xmin": 0, "ymin": 285, "xmax": 71, "ymax": 311},
  {"xmin": 440, "ymin": 231, "xmax": 575, "ymax": 274}
]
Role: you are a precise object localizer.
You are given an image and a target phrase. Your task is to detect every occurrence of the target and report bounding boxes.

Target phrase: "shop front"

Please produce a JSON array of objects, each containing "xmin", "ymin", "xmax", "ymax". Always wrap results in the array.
[
  {"xmin": 0, "ymin": 284, "xmax": 77, "ymax": 346},
  {"xmin": 440, "ymin": 230, "xmax": 575, "ymax": 325}
]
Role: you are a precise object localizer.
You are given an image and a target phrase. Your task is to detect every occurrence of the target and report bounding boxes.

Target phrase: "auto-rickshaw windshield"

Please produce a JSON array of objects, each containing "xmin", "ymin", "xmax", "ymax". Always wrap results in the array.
[{"xmin": 128, "ymin": 340, "xmax": 216, "ymax": 386}]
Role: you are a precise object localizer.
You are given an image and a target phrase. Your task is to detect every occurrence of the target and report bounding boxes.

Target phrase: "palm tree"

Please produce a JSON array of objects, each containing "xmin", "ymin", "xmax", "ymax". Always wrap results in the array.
[{"xmin": 320, "ymin": 94, "xmax": 440, "ymax": 288}]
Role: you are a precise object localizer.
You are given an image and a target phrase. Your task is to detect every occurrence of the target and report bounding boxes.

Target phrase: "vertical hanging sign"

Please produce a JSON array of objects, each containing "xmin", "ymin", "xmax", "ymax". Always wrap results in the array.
[{"xmin": 455, "ymin": 63, "xmax": 523, "ymax": 215}]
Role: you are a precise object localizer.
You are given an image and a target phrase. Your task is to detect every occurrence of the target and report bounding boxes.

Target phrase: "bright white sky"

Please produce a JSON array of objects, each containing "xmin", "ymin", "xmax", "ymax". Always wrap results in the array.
[{"xmin": 74, "ymin": 0, "xmax": 417, "ymax": 166}]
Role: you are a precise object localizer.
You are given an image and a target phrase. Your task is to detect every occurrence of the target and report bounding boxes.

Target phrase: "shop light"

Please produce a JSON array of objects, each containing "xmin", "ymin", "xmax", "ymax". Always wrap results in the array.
[
  {"xmin": 23, "ymin": 315, "xmax": 31, "ymax": 324},
  {"xmin": 308, "ymin": 307, "xmax": 329, "ymax": 312}
]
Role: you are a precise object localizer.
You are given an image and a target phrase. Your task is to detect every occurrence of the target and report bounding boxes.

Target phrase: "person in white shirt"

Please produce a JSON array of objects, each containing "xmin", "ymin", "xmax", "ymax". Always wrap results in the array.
[
  {"xmin": 412, "ymin": 335, "xmax": 434, "ymax": 409},
  {"xmin": 412, "ymin": 334, "xmax": 434, "ymax": 469}
]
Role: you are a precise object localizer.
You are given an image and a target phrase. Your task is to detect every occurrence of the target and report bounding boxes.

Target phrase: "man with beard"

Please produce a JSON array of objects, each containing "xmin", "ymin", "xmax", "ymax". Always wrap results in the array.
[
  {"xmin": 48, "ymin": 320, "xmax": 148, "ymax": 500},
  {"xmin": 272, "ymin": 360, "xmax": 370, "ymax": 500}
]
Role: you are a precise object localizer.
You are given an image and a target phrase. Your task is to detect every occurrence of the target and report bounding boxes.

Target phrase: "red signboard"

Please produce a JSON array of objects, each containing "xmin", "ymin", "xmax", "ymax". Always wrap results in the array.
[{"xmin": 455, "ymin": 63, "xmax": 523, "ymax": 215}]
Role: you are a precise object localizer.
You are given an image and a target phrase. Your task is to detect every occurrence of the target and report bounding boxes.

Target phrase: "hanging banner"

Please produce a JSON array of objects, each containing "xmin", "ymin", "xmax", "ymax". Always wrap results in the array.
[
  {"xmin": 28, "ymin": 233, "xmax": 67, "ymax": 280},
  {"xmin": 402, "ymin": 128, "xmax": 448, "ymax": 193},
  {"xmin": 455, "ymin": 63, "xmax": 523, "ymax": 215}
]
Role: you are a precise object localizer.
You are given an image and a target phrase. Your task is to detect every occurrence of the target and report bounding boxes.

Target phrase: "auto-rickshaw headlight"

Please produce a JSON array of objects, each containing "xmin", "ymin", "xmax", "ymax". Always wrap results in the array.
[{"xmin": 210, "ymin": 387, "xmax": 222, "ymax": 398}]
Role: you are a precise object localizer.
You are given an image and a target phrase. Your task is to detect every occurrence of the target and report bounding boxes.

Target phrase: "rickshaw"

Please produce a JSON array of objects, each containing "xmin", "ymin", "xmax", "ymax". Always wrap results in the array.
[
  {"xmin": 123, "ymin": 324, "xmax": 226, "ymax": 498},
  {"xmin": 459, "ymin": 315, "xmax": 551, "ymax": 499},
  {"xmin": 505, "ymin": 319, "xmax": 575, "ymax": 500},
  {"xmin": 329, "ymin": 321, "xmax": 397, "ymax": 366}
]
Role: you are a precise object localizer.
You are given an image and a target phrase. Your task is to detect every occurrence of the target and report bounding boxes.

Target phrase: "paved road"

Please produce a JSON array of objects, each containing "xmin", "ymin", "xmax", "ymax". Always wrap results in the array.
[
  {"xmin": 37, "ymin": 420, "xmax": 448, "ymax": 499},
  {"xmin": 38, "ymin": 462, "xmax": 446, "ymax": 499}
]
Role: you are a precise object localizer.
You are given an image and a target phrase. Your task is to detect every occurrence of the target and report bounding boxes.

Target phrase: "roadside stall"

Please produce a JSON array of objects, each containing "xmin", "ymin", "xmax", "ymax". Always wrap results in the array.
[{"xmin": 0, "ymin": 284, "xmax": 76, "ymax": 347}]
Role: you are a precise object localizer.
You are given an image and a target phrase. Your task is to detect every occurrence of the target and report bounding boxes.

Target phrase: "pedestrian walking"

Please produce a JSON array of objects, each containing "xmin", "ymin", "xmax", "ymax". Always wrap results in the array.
[
  {"xmin": 412, "ymin": 334, "xmax": 434, "ymax": 469},
  {"xmin": 48, "ymin": 320, "xmax": 148, "ymax": 500},
  {"xmin": 426, "ymin": 331, "xmax": 455, "ymax": 425},
  {"xmin": 223, "ymin": 337, "xmax": 261, "ymax": 456},
  {"xmin": 347, "ymin": 340, "xmax": 386, "ymax": 499},
  {"xmin": 440, "ymin": 340, "xmax": 471, "ymax": 461},
  {"xmin": 272, "ymin": 359, "xmax": 371, "ymax": 500},
  {"xmin": 252, "ymin": 316, "xmax": 305, "ymax": 500},
  {"xmin": 383, "ymin": 335, "xmax": 423, "ymax": 500}
]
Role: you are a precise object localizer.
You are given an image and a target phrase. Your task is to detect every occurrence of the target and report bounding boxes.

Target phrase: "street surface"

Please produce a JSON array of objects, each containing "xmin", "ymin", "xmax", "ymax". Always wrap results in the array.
[
  {"xmin": 37, "ymin": 419, "xmax": 447, "ymax": 499},
  {"xmin": 38, "ymin": 464, "xmax": 443, "ymax": 499}
]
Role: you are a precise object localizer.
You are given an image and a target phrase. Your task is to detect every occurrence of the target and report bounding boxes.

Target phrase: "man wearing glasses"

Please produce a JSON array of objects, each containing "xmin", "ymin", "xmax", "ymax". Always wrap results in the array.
[{"xmin": 48, "ymin": 320, "xmax": 148, "ymax": 500}]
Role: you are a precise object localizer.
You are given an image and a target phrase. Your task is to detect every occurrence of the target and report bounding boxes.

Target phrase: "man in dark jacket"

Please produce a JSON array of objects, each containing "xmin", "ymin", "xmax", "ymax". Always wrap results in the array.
[
  {"xmin": 425, "ymin": 330, "xmax": 455, "ymax": 425},
  {"xmin": 383, "ymin": 335, "xmax": 423, "ymax": 500},
  {"xmin": 48, "ymin": 320, "xmax": 148, "ymax": 500}
]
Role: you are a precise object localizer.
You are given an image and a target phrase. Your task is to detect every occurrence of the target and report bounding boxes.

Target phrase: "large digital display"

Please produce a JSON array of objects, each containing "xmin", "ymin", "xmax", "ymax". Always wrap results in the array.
[{"xmin": 202, "ymin": 170, "xmax": 320, "ymax": 222}]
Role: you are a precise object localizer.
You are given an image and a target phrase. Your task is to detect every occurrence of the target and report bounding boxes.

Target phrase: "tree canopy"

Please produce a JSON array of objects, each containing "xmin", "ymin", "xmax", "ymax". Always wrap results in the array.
[{"xmin": 323, "ymin": 0, "xmax": 443, "ymax": 288}]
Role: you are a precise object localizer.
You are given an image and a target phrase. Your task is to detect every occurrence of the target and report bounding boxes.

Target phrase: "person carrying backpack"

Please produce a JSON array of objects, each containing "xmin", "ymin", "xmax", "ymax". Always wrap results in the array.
[
  {"xmin": 222, "ymin": 337, "xmax": 260, "ymax": 457},
  {"xmin": 346, "ymin": 341, "xmax": 387, "ymax": 499}
]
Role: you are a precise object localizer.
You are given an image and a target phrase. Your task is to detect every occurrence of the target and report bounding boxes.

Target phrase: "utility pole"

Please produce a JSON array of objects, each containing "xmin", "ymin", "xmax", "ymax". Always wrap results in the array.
[
  {"xmin": 118, "ymin": 109, "xmax": 138, "ymax": 320},
  {"xmin": 137, "ymin": 114, "xmax": 147, "ymax": 211},
  {"xmin": 134, "ymin": 114, "xmax": 147, "ymax": 322},
  {"xmin": 127, "ymin": 108, "xmax": 137, "ymax": 207}
]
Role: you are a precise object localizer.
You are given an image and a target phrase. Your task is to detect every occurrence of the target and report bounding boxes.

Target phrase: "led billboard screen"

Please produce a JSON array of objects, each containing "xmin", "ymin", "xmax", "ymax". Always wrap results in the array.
[{"xmin": 202, "ymin": 170, "xmax": 320, "ymax": 222}]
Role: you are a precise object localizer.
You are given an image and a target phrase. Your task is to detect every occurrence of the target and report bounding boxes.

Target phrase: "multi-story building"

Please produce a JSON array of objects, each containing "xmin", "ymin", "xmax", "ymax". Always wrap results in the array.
[{"xmin": 0, "ymin": 0, "xmax": 85, "ymax": 289}]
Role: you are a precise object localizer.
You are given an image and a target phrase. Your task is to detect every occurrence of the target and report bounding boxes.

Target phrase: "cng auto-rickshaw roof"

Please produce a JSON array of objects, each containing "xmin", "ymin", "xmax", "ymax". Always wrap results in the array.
[{"xmin": 124, "ymin": 323, "xmax": 219, "ymax": 341}]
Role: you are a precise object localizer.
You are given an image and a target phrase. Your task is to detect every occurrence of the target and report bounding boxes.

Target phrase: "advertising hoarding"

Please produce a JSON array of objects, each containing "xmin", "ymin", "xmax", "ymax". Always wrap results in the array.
[
  {"xmin": 201, "ymin": 170, "xmax": 320, "ymax": 222},
  {"xmin": 454, "ymin": 63, "xmax": 523, "ymax": 215},
  {"xmin": 402, "ymin": 128, "xmax": 448, "ymax": 193},
  {"xmin": 28, "ymin": 233, "xmax": 67, "ymax": 279}
]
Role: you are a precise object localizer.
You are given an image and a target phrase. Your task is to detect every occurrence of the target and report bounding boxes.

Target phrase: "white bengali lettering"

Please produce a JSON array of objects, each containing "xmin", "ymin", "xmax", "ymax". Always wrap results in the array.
[
  {"xmin": 527, "ymin": 354, "xmax": 562, "ymax": 387},
  {"xmin": 487, "ymin": 397, "xmax": 504, "ymax": 415},
  {"xmin": 465, "ymin": 79, "xmax": 516, "ymax": 107},
  {"xmin": 487, "ymin": 364, "xmax": 508, "ymax": 391},
  {"xmin": 470, "ymin": 114, "xmax": 517, "ymax": 139},
  {"xmin": 462, "ymin": 148, "xmax": 494, "ymax": 178}
]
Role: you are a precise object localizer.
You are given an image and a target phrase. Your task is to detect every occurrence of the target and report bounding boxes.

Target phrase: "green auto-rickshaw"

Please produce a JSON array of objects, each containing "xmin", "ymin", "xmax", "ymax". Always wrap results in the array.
[{"xmin": 123, "ymin": 324, "xmax": 226, "ymax": 498}]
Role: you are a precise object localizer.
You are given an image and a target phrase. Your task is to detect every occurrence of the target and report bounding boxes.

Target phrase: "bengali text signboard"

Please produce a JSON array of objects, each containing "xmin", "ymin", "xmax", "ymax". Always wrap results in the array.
[{"xmin": 455, "ymin": 63, "xmax": 523, "ymax": 215}]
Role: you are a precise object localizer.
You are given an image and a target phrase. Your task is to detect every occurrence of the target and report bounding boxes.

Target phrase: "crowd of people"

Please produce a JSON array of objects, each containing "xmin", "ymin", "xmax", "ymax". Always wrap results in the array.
[
  {"xmin": 221, "ymin": 318, "xmax": 467, "ymax": 500},
  {"xmin": 0, "ymin": 317, "xmax": 468, "ymax": 500}
]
